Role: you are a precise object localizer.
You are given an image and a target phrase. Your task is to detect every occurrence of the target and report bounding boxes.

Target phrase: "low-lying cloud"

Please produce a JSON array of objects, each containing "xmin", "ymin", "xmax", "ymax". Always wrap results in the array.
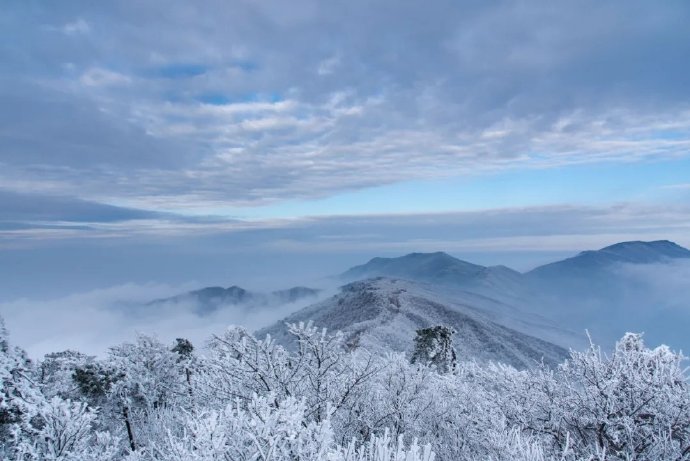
[{"xmin": 0, "ymin": 282, "xmax": 334, "ymax": 359}]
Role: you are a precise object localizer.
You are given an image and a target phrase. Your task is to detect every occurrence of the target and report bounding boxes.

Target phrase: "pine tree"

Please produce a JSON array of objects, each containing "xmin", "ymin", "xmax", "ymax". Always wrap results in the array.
[{"xmin": 410, "ymin": 326, "xmax": 457, "ymax": 373}]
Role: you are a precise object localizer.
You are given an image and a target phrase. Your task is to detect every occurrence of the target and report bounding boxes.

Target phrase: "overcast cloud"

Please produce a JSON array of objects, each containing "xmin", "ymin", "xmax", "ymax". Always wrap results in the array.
[{"xmin": 1, "ymin": 1, "xmax": 689, "ymax": 210}]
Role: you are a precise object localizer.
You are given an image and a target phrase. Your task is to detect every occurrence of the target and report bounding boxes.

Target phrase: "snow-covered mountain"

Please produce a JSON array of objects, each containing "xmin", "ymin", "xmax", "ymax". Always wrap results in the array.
[
  {"xmin": 257, "ymin": 277, "xmax": 569, "ymax": 369},
  {"xmin": 148, "ymin": 285, "xmax": 320, "ymax": 314},
  {"xmin": 148, "ymin": 240, "xmax": 690, "ymax": 359},
  {"xmin": 338, "ymin": 251, "xmax": 577, "ymax": 347}
]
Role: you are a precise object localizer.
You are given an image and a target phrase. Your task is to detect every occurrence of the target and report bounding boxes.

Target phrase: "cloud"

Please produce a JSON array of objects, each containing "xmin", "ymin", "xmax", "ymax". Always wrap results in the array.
[
  {"xmin": 614, "ymin": 259, "xmax": 690, "ymax": 313},
  {"xmin": 4, "ymin": 198, "xmax": 690, "ymax": 251},
  {"xmin": 0, "ymin": 282, "xmax": 334, "ymax": 358},
  {"xmin": 556, "ymin": 259, "xmax": 690, "ymax": 352},
  {"xmin": 0, "ymin": 1, "xmax": 689, "ymax": 209},
  {"xmin": 61, "ymin": 18, "xmax": 91, "ymax": 36},
  {"xmin": 80, "ymin": 67, "xmax": 131, "ymax": 87},
  {"xmin": 662, "ymin": 183, "xmax": 690, "ymax": 190},
  {"xmin": 2, "ymin": 202, "xmax": 690, "ymax": 293},
  {"xmin": 0, "ymin": 190, "xmax": 165, "ymax": 223}
]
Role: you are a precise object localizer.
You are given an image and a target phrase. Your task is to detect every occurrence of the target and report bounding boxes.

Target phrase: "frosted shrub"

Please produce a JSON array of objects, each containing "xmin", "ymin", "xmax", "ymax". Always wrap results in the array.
[
  {"xmin": 3, "ymin": 312, "xmax": 689, "ymax": 461},
  {"xmin": 334, "ymin": 430, "xmax": 435, "ymax": 461},
  {"xmin": 153, "ymin": 394, "xmax": 334, "ymax": 461}
]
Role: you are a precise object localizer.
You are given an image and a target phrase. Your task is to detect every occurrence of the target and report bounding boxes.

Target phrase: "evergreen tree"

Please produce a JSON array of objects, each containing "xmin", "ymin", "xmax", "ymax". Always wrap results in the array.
[{"xmin": 410, "ymin": 326, "xmax": 457, "ymax": 373}]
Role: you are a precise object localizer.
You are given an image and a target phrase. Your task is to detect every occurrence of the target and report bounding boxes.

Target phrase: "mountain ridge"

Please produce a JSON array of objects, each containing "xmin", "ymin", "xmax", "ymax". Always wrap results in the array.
[
  {"xmin": 527, "ymin": 240, "xmax": 690, "ymax": 280},
  {"xmin": 148, "ymin": 285, "xmax": 321, "ymax": 314},
  {"xmin": 329, "ymin": 240, "xmax": 690, "ymax": 353},
  {"xmin": 257, "ymin": 277, "xmax": 569, "ymax": 369}
]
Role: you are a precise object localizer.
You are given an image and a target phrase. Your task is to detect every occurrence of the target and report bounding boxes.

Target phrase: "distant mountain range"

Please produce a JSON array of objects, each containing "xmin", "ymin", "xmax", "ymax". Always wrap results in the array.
[
  {"xmin": 150, "ymin": 240, "xmax": 690, "ymax": 364},
  {"xmin": 148, "ymin": 285, "xmax": 320, "ymax": 314},
  {"xmin": 526, "ymin": 240, "xmax": 690, "ymax": 281},
  {"xmin": 333, "ymin": 240, "xmax": 690, "ymax": 353},
  {"xmin": 343, "ymin": 240, "xmax": 689, "ymax": 285}
]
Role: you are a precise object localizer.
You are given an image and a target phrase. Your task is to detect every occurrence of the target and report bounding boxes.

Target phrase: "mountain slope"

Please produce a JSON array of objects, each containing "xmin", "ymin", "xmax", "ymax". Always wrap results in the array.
[{"xmin": 257, "ymin": 278, "xmax": 569, "ymax": 369}]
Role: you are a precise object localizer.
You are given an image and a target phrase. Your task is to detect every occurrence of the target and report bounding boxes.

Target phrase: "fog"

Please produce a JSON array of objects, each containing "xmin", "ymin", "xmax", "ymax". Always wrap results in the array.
[
  {"xmin": 530, "ymin": 259, "xmax": 690, "ymax": 354},
  {"xmin": 2, "ymin": 248, "xmax": 689, "ymax": 360},
  {"xmin": 608, "ymin": 259, "xmax": 690, "ymax": 352},
  {"xmin": 0, "ymin": 281, "xmax": 336, "ymax": 358}
]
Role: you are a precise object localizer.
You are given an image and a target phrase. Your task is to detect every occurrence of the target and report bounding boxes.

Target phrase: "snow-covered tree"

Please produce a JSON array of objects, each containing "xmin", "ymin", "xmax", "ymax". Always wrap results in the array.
[
  {"xmin": 39, "ymin": 350, "xmax": 94, "ymax": 400},
  {"xmin": 335, "ymin": 429, "xmax": 436, "ymax": 461},
  {"xmin": 201, "ymin": 325, "xmax": 298, "ymax": 407},
  {"xmin": 493, "ymin": 333, "xmax": 690, "ymax": 460},
  {"xmin": 289, "ymin": 322, "xmax": 378, "ymax": 426},
  {"xmin": 4, "ymin": 309, "xmax": 690, "ymax": 461},
  {"xmin": 106, "ymin": 334, "xmax": 189, "ymax": 452},
  {"xmin": 1, "ymin": 317, "xmax": 43, "ymax": 459},
  {"xmin": 17, "ymin": 397, "xmax": 121, "ymax": 461},
  {"xmin": 410, "ymin": 326, "xmax": 457, "ymax": 374}
]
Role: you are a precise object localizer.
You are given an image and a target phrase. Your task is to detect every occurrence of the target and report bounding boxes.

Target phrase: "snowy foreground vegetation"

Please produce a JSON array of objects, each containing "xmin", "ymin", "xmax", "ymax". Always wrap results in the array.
[{"xmin": 2, "ymin": 318, "xmax": 690, "ymax": 461}]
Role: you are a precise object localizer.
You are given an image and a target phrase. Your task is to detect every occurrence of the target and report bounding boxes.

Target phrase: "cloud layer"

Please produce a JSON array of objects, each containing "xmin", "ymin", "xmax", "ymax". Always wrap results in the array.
[
  {"xmin": 0, "ymin": 282, "xmax": 331, "ymax": 358},
  {"xmin": 2, "ymin": 201, "xmax": 690, "ymax": 301},
  {"xmin": 2, "ymin": 1, "xmax": 690, "ymax": 211}
]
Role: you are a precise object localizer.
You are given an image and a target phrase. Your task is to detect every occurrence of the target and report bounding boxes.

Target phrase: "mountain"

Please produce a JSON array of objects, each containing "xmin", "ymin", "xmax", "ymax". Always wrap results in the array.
[
  {"xmin": 341, "ymin": 251, "xmax": 485, "ymax": 284},
  {"xmin": 148, "ymin": 285, "xmax": 320, "ymax": 315},
  {"xmin": 341, "ymin": 251, "xmax": 530, "ymax": 301},
  {"xmin": 335, "ymin": 242, "xmax": 690, "ymax": 354},
  {"xmin": 524, "ymin": 240, "xmax": 690, "ymax": 300},
  {"xmin": 347, "ymin": 254, "xmax": 556, "ymax": 327},
  {"xmin": 257, "ymin": 277, "xmax": 569, "ymax": 369},
  {"xmin": 273, "ymin": 286, "xmax": 322, "ymax": 304},
  {"xmin": 523, "ymin": 240, "xmax": 690, "ymax": 352},
  {"xmin": 527, "ymin": 240, "xmax": 690, "ymax": 281}
]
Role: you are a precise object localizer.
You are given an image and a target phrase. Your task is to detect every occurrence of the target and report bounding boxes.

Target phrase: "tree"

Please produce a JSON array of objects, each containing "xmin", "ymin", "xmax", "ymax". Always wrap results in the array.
[
  {"xmin": 0, "ymin": 317, "xmax": 43, "ymax": 458},
  {"xmin": 39, "ymin": 350, "xmax": 94, "ymax": 400},
  {"xmin": 201, "ymin": 326, "xmax": 298, "ymax": 408},
  {"xmin": 21, "ymin": 397, "xmax": 120, "ymax": 461},
  {"xmin": 496, "ymin": 333, "xmax": 690, "ymax": 460},
  {"xmin": 106, "ymin": 334, "xmax": 187, "ymax": 453},
  {"xmin": 410, "ymin": 326, "xmax": 457, "ymax": 374},
  {"xmin": 289, "ymin": 322, "xmax": 378, "ymax": 426},
  {"xmin": 171, "ymin": 338, "xmax": 196, "ymax": 400}
]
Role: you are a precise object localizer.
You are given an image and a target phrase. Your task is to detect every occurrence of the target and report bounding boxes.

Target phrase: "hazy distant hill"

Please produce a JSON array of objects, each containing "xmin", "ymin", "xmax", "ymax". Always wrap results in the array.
[
  {"xmin": 257, "ymin": 277, "xmax": 569, "ymax": 369},
  {"xmin": 520, "ymin": 240, "xmax": 690, "ymax": 351},
  {"xmin": 148, "ymin": 285, "xmax": 320, "ymax": 314},
  {"xmin": 342, "ymin": 252, "xmax": 485, "ymax": 283},
  {"xmin": 527, "ymin": 240, "xmax": 690, "ymax": 281},
  {"xmin": 341, "ymin": 251, "xmax": 530, "ymax": 303}
]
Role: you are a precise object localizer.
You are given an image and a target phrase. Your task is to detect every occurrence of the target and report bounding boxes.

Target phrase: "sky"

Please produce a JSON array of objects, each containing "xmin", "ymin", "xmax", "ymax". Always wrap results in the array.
[{"xmin": 2, "ymin": 0, "xmax": 690, "ymax": 306}]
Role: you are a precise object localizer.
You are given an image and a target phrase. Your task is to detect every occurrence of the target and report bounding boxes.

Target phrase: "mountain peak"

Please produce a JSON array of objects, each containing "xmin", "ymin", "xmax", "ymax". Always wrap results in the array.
[
  {"xmin": 596, "ymin": 240, "xmax": 690, "ymax": 262},
  {"xmin": 342, "ymin": 251, "xmax": 485, "ymax": 284},
  {"xmin": 529, "ymin": 239, "xmax": 690, "ymax": 280},
  {"xmin": 599, "ymin": 240, "xmax": 689, "ymax": 255},
  {"xmin": 147, "ymin": 284, "xmax": 319, "ymax": 314}
]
